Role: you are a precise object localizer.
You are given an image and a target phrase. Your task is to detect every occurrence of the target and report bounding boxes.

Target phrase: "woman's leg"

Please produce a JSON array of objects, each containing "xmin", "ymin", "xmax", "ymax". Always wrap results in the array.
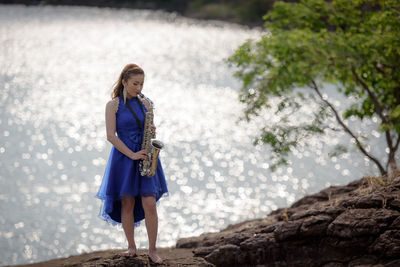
[
  {"xmin": 141, "ymin": 195, "xmax": 163, "ymax": 264},
  {"xmin": 121, "ymin": 195, "xmax": 137, "ymax": 256}
]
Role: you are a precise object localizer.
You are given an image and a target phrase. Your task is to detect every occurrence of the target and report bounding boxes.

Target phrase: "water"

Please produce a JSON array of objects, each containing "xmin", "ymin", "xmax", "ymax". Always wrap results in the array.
[{"xmin": 0, "ymin": 4, "xmax": 390, "ymax": 266}]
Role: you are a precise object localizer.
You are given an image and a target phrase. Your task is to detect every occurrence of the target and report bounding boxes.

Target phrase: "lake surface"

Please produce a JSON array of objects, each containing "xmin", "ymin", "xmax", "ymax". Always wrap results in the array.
[{"xmin": 0, "ymin": 4, "xmax": 387, "ymax": 265}]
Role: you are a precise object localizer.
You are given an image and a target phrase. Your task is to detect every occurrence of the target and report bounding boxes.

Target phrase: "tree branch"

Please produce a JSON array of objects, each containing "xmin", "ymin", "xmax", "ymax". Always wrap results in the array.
[
  {"xmin": 351, "ymin": 68, "xmax": 395, "ymax": 157},
  {"xmin": 386, "ymin": 133, "xmax": 399, "ymax": 173},
  {"xmin": 351, "ymin": 68, "xmax": 388, "ymax": 123},
  {"xmin": 394, "ymin": 134, "xmax": 400, "ymax": 153},
  {"xmin": 310, "ymin": 80, "xmax": 386, "ymax": 175}
]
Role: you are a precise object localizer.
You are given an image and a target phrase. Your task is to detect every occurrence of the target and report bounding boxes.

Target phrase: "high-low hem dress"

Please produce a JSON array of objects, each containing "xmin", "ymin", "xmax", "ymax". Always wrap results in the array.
[{"xmin": 95, "ymin": 95, "xmax": 169, "ymax": 228}]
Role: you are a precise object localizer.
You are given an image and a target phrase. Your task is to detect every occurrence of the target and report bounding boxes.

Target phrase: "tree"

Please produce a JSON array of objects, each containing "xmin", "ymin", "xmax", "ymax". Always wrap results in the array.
[{"xmin": 225, "ymin": 0, "xmax": 400, "ymax": 176}]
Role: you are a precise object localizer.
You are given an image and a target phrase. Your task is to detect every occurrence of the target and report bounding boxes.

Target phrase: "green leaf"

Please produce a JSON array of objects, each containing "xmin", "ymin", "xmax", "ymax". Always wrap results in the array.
[{"xmin": 391, "ymin": 105, "xmax": 400, "ymax": 119}]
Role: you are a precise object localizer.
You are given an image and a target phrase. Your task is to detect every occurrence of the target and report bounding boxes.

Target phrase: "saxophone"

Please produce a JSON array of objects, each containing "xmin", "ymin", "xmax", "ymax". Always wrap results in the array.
[{"xmin": 138, "ymin": 93, "xmax": 164, "ymax": 177}]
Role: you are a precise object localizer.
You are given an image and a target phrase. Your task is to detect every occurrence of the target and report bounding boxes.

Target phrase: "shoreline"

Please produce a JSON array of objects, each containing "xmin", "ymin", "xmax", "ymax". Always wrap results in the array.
[{"xmin": 0, "ymin": 0, "xmax": 269, "ymax": 29}]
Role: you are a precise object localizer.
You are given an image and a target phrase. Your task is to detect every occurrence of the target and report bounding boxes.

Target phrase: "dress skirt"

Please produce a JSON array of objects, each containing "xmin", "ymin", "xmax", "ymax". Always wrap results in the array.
[{"xmin": 95, "ymin": 130, "xmax": 169, "ymax": 227}]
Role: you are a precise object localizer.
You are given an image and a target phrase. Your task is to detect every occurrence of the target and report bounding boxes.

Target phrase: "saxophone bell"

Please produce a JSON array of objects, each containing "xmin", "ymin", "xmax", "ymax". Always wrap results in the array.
[{"xmin": 151, "ymin": 139, "xmax": 164, "ymax": 150}]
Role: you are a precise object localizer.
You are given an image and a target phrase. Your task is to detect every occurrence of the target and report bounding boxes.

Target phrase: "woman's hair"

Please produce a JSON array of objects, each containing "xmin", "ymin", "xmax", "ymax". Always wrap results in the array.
[{"xmin": 111, "ymin": 63, "xmax": 145, "ymax": 99}]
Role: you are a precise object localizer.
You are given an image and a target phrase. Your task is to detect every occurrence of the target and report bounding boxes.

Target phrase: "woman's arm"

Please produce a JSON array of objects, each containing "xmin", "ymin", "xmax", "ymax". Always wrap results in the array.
[{"xmin": 105, "ymin": 98, "xmax": 147, "ymax": 160}]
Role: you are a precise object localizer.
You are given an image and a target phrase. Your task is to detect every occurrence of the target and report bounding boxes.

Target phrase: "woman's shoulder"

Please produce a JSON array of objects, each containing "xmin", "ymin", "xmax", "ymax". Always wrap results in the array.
[{"xmin": 107, "ymin": 97, "xmax": 120, "ymax": 113}]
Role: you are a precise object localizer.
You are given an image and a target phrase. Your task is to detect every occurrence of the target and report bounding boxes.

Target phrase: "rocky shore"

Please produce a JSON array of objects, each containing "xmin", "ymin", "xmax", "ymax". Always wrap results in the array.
[
  {"xmin": 9, "ymin": 175, "xmax": 400, "ymax": 266},
  {"xmin": 177, "ymin": 175, "xmax": 400, "ymax": 267}
]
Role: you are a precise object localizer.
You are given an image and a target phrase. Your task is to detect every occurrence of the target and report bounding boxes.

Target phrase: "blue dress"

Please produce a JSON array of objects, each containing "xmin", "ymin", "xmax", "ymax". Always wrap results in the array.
[{"xmin": 95, "ymin": 95, "xmax": 169, "ymax": 227}]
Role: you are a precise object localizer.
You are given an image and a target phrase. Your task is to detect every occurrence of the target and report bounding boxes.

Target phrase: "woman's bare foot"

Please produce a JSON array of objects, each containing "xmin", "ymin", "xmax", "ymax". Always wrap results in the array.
[
  {"xmin": 148, "ymin": 249, "xmax": 163, "ymax": 264},
  {"xmin": 121, "ymin": 246, "xmax": 137, "ymax": 257}
]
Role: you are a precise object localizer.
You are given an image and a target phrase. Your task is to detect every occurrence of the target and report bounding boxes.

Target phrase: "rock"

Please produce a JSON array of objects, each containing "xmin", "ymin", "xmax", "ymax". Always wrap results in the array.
[
  {"xmin": 239, "ymin": 233, "xmax": 275, "ymax": 250},
  {"xmin": 288, "ymin": 207, "xmax": 344, "ymax": 221},
  {"xmin": 389, "ymin": 199, "xmax": 400, "ymax": 211},
  {"xmin": 176, "ymin": 236, "xmax": 201, "ymax": 248},
  {"xmin": 345, "ymin": 193, "xmax": 386, "ymax": 209},
  {"xmin": 290, "ymin": 180, "xmax": 361, "ymax": 209},
  {"xmin": 347, "ymin": 255, "xmax": 378, "ymax": 266},
  {"xmin": 392, "ymin": 175, "xmax": 400, "ymax": 186},
  {"xmin": 370, "ymin": 229, "xmax": 400, "ymax": 258},
  {"xmin": 218, "ymin": 232, "xmax": 251, "ymax": 245},
  {"xmin": 383, "ymin": 259, "xmax": 400, "ymax": 267},
  {"xmin": 190, "ymin": 176, "xmax": 400, "ymax": 266},
  {"xmin": 390, "ymin": 216, "xmax": 400, "ymax": 229},
  {"xmin": 321, "ymin": 262, "xmax": 345, "ymax": 267},
  {"xmin": 204, "ymin": 244, "xmax": 241, "ymax": 266},
  {"xmin": 327, "ymin": 208, "xmax": 400, "ymax": 238},
  {"xmin": 290, "ymin": 191, "xmax": 329, "ymax": 208},
  {"xmin": 256, "ymin": 222, "xmax": 278, "ymax": 234},
  {"xmin": 299, "ymin": 214, "xmax": 333, "ymax": 236},
  {"xmin": 320, "ymin": 235, "xmax": 376, "ymax": 259},
  {"xmin": 273, "ymin": 220, "xmax": 302, "ymax": 241},
  {"xmin": 193, "ymin": 245, "xmax": 219, "ymax": 257}
]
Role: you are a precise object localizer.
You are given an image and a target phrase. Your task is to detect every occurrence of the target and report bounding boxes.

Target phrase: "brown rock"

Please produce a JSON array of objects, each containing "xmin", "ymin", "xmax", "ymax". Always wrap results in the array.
[
  {"xmin": 290, "ymin": 207, "xmax": 322, "ymax": 220},
  {"xmin": 347, "ymin": 254, "xmax": 378, "ymax": 266},
  {"xmin": 273, "ymin": 220, "xmax": 302, "ymax": 241},
  {"xmin": 238, "ymin": 233, "xmax": 275, "ymax": 250},
  {"xmin": 204, "ymin": 244, "xmax": 241, "ymax": 266},
  {"xmin": 389, "ymin": 199, "xmax": 400, "ymax": 211},
  {"xmin": 383, "ymin": 259, "xmax": 400, "ymax": 267},
  {"xmin": 320, "ymin": 262, "xmax": 345, "ymax": 267},
  {"xmin": 327, "ymin": 208, "xmax": 400, "ymax": 238},
  {"xmin": 176, "ymin": 236, "xmax": 201, "ymax": 248},
  {"xmin": 290, "ymin": 180, "xmax": 360, "ymax": 209},
  {"xmin": 339, "ymin": 193, "xmax": 386, "ymax": 209},
  {"xmin": 218, "ymin": 232, "xmax": 252, "ymax": 245},
  {"xmin": 290, "ymin": 191, "xmax": 329, "ymax": 208},
  {"xmin": 355, "ymin": 193, "xmax": 386, "ymax": 208},
  {"xmin": 187, "ymin": 176, "xmax": 400, "ymax": 266},
  {"xmin": 256, "ymin": 222, "xmax": 278, "ymax": 234},
  {"xmin": 299, "ymin": 214, "xmax": 333, "ymax": 236},
  {"xmin": 390, "ymin": 216, "xmax": 400, "ymax": 229},
  {"xmin": 321, "ymin": 235, "xmax": 376, "ymax": 250},
  {"xmin": 370, "ymin": 229, "xmax": 400, "ymax": 258},
  {"xmin": 193, "ymin": 245, "xmax": 219, "ymax": 257},
  {"xmin": 337, "ymin": 197, "xmax": 358, "ymax": 208}
]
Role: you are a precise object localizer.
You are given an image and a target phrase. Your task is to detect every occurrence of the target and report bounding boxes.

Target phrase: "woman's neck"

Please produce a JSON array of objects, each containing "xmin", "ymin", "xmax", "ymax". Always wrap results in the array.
[{"xmin": 127, "ymin": 93, "xmax": 137, "ymax": 99}]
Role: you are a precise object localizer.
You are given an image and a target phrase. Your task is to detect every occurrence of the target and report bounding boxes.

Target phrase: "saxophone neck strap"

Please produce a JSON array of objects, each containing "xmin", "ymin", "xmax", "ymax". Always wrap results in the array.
[{"xmin": 125, "ymin": 98, "xmax": 145, "ymax": 131}]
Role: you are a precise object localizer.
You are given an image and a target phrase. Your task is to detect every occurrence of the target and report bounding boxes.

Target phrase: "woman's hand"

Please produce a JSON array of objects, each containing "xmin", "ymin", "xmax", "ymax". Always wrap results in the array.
[{"xmin": 131, "ymin": 149, "xmax": 148, "ymax": 160}]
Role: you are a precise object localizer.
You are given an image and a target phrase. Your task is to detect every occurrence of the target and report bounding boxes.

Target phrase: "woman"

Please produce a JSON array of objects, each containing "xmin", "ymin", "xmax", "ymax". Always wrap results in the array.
[{"xmin": 95, "ymin": 63, "xmax": 168, "ymax": 264}]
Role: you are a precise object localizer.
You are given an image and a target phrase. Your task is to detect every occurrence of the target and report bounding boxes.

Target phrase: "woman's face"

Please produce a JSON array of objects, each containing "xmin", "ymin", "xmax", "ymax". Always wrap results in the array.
[{"xmin": 123, "ymin": 74, "xmax": 144, "ymax": 97}]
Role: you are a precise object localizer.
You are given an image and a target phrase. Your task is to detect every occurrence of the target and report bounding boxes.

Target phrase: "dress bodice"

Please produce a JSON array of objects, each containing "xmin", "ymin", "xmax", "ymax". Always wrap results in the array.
[{"xmin": 116, "ymin": 95, "xmax": 147, "ymax": 144}]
